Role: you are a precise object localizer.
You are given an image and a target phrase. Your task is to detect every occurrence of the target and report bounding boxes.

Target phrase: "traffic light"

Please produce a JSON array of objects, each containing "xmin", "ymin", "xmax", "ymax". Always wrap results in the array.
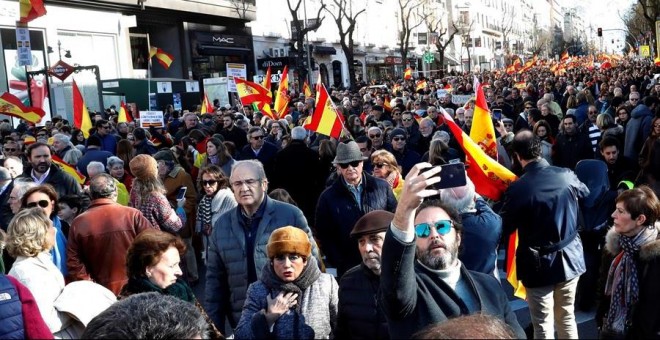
[{"xmin": 597, "ymin": 28, "xmax": 602, "ymax": 37}]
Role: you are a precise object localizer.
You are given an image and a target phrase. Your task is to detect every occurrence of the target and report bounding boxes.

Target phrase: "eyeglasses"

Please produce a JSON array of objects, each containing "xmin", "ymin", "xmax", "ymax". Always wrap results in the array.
[
  {"xmin": 202, "ymin": 180, "xmax": 218, "ymax": 186},
  {"xmin": 654, "ymin": 124, "xmax": 660, "ymax": 128},
  {"xmin": 368, "ymin": 133, "xmax": 382, "ymax": 139},
  {"xmin": 504, "ymin": 124, "xmax": 513, "ymax": 127},
  {"xmin": 588, "ymin": 111, "xmax": 597, "ymax": 114},
  {"xmin": 274, "ymin": 254, "xmax": 302, "ymax": 262},
  {"xmin": 230, "ymin": 178, "xmax": 261, "ymax": 189},
  {"xmin": 630, "ymin": 98, "xmax": 639, "ymax": 101},
  {"xmin": 414, "ymin": 220, "xmax": 453, "ymax": 238},
  {"xmin": 374, "ymin": 162, "xmax": 388, "ymax": 168},
  {"xmin": 3, "ymin": 148, "xmax": 16, "ymax": 152},
  {"xmin": 338, "ymin": 161, "xmax": 361, "ymax": 169},
  {"xmin": 392, "ymin": 136, "xmax": 406, "ymax": 142},
  {"xmin": 525, "ymin": 106, "xmax": 533, "ymax": 109},
  {"xmin": 402, "ymin": 118, "xmax": 413, "ymax": 122},
  {"xmin": 27, "ymin": 200, "xmax": 50, "ymax": 209},
  {"xmin": 251, "ymin": 135, "xmax": 264, "ymax": 140}
]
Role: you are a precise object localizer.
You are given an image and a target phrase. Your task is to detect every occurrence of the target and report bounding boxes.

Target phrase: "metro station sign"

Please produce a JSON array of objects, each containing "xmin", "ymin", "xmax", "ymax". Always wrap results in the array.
[{"xmin": 48, "ymin": 60, "xmax": 75, "ymax": 81}]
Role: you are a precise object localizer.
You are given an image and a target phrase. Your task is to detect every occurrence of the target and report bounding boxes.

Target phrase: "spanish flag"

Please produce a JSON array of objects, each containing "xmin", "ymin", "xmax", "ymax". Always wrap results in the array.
[
  {"xmin": 234, "ymin": 77, "xmax": 277, "ymax": 120},
  {"xmin": 655, "ymin": 57, "xmax": 660, "ymax": 67},
  {"xmin": 560, "ymin": 50, "xmax": 569, "ymax": 62},
  {"xmin": 415, "ymin": 80, "xmax": 427, "ymax": 91},
  {"xmin": 303, "ymin": 82, "xmax": 344, "ymax": 139},
  {"xmin": 274, "ymin": 66, "xmax": 290, "ymax": 118},
  {"xmin": 303, "ymin": 80, "xmax": 312, "ymax": 98},
  {"xmin": 149, "ymin": 46, "xmax": 174, "ymax": 69},
  {"xmin": 262, "ymin": 66, "xmax": 272, "ymax": 90},
  {"xmin": 201, "ymin": 92, "xmax": 214, "ymax": 114},
  {"xmin": 72, "ymin": 80, "xmax": 93, "ymax": 138},
  {"xmin": 0, "ymin": 92, "xmax": 46, "ymax": 124},
  {"xmin": 403, "ymin": 67, "xmax": 413, "ymax": 80},
  {"xmin": 19, "ymin": 0, "xmax": 46, "ymax": 23},
  {"xmin": 470, "ymin": 76, "xmax": 498, "ymax": 160},
  {"xmin": 51, "ymin": 155, "xmax": 86, "ymax": 185},
  {"xmin": 438, "ymin": 106, "xmax": 524, "ymax": 299},
  {"xmin": 117, "ymin": 100, "xmax": 133, "ymax": 123},
  {"xmin": 383, "ymin": 95, "xmax": 392, "ymax": 113},
  {"xmin": 514, "ymin": 81, "xmax": 526, "ymax": 89}
]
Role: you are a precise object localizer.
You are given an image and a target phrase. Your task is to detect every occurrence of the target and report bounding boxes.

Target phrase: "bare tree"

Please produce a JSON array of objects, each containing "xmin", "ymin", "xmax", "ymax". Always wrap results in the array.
[
  {"xmin": 621, "ymin": 2, "xmax": 653, "ymax": 51},
  {"xmin": 287, "ymin": 0, "xmax": 326, "ymax": 91},
  {"xmin": 229, "ymin": 0, "xmax": 252, "ymax": 20},
  {"xmin": 500, "ymin": 3, "xmax": 515, "ymax": 54},
  {"xmin": 397, "ymin": 0, "xmax": 427, "ymax": 68},
  {"xmin": 325, "ymin": 0, "xmax": 365, "ymax": 90},
  {"xmin": 426, "ymin": 14, "xmax": 460, "ymax": 78},
  {"xmin": 637, "ymin": 0, "xmax": 660, "ymax": 51},
  {"xmin": 530, "ymin": 29, "xmax": 553, "ymax": 56}
]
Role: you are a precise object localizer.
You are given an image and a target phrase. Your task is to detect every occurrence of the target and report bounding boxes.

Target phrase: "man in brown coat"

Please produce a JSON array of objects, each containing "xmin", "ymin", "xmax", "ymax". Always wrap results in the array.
[{"xmin": 67, "ymin": 173, "xmax": 155, "ymax": 295}]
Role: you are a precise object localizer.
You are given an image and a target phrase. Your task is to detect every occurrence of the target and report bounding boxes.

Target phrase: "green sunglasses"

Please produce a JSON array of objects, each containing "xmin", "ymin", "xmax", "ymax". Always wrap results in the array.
[{"xmin": 414, "ymin": 220, "xmax": 453, "ymax": 238}]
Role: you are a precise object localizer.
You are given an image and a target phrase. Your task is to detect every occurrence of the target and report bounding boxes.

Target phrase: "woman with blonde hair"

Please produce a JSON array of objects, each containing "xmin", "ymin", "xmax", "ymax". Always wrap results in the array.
[
  {"xmin": 371, "ymin": 149, "xmax": 405, "ymax": 200},
  {"xmin": 129, "ymin": 155, "xmax": 183, "ymax": 233}
]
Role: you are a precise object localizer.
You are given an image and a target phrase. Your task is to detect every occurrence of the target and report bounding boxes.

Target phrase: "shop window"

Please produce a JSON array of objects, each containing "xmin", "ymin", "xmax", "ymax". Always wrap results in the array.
[{"xmin": 130, "ymin": 33, "xmax": 149, "ymax": 70}]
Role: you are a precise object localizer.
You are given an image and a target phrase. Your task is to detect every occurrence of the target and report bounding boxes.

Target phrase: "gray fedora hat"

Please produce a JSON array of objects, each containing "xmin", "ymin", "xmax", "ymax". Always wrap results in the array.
[{"xmin": 333, "ymin": 141, "xmax": 368, "ymax": 164}]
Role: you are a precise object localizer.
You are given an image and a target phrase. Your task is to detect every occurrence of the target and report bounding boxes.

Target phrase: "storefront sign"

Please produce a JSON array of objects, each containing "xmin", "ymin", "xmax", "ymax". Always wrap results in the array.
[
  {"xmin": 384, "ymin": 56, "xmax": 403, "ymax": 65},
  {"xmin": 193, "ymin": 31, "xmax": 250, "ymax": 48},
  {"xmin": 256, "ymin": 57, "xmax": 290, "ymax": 70},
  {"xmin": 226, "ymin": 63, "xmax": 247, "ymax": 92}
]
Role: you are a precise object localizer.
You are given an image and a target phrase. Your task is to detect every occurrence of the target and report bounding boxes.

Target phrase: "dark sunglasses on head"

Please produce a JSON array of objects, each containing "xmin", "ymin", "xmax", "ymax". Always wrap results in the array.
[
  {"xmin": 415, "ymin": 220, "xmax": 453, "ymax": 238},
  {"xmin": 368, "ymin": 133, "xmax": 382, "ymax": 138},
  {"xmin": 338, "ymin": 160, "xmax": 361, "ymax": 169},
  {"xmin": 27, "ymin": 200, "xmax": 50, "ymax": 209},
  {"xmin": 202, "ymin": 180, "xmax": 218, "ymax": 186},
  {"xmin": 374, "ymin": 162, "xmax": 388, "ymax": 168}
]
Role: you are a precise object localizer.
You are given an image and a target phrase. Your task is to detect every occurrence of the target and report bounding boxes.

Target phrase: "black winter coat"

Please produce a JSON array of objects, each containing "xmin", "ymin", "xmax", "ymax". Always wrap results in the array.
[
  {"xmin": 315, "ymin": 174, "xmax": 397, "ymax": 277},
  {"xmin": 337, "ymin": 264, "xmax": 389, "ymax": 339},
  {"xmin": 21, "ymin": 164, "xmax": 83, "ymax": 199},
  {"xmin": 552, "ymin": 132, "xmax": 594, "ymax": 170},
  {"xmin": 500, "ymin": 159, "xmax": 589, "ymax": 288}
]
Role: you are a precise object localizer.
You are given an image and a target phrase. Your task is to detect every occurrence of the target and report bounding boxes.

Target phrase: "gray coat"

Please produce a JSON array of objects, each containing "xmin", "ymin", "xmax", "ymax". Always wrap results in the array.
[
  {"xmin": 204, "ymin": 197, "xmax": 319, "ymax": 333},
  {"xmin": 234, "ymin": 273, "xmax": 338, "ymax": 339}
]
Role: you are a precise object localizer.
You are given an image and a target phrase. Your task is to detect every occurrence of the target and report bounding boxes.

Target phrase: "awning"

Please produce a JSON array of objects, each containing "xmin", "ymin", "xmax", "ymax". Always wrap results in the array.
[
  {"xmin": 197, "ymin": 45, "xmax": 251, "ymax": 56},
  {"xmin": 442, "ymin": 53, "xmax": 460, "ymax": 66},
  {"xmin": 314, "ymin": 45, "xmax": 337, "ymax": 55}
]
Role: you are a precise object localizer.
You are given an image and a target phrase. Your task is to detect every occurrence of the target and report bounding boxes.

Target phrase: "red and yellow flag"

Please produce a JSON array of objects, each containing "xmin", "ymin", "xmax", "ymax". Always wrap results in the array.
[
  {"xmin": 19, "ymin": 0, "xmax": 47, "ymax": 23},
  {"xmin": 392, "ymin": 83, "xmax": 402, "ymax": 93},
  {"xmin": 72, "ymin": 80, "xmax": 93, "ymax": 138},
  {"xmin": 560, "ymin": 50, "xmax": 569, "ymax": 62},
  {"xmin": 415, "ymin": 80, "xmax": 427, "ymax": 91},
  {"xmin": 0, "ymin": 92, "xmax": 45, "ymax": 123},
  {"xmin": 234, "ymin": 77, "xmax": 277, "ymax": 120},
  {"xmin": 655, "ymin": 57, "xmax": 660, "ymax": 67},
  {"xmin": 383, "ymin": 95, "xmax": 392, "ymax": 113},
  {"xmin": 303, "ymin": 82, "xmax": 344, "ymax": 139},
  {"xmin": 274, "ymin": 66, "xmax": 290, "ymax": 118},
  {"xmin": 117, "ymin": 100, "xmax": 132, "ymax": 123},
  {"xmin": 262, "ymin": 66, "xmax": 272, "ymax": 90},
  {"xmin": 403, "ymin": 67, "xmax": 413, "ymax": 80},
  {"xmin": 303, "ymin": 80, "xmax": 312, "ymax": 98},
  {"xmin": 470, "ymin": 77, "xmax": 498, "ymax": 160},
  {"xmin": 149, "ymin": 46, "xmax": 174, "ymax": 69},
  {"xmin": 51, "ymin": 155, "xmax": 86, "ymax": 185},
  {"xmin": 201, "ymin": 92, "xmax": 214, "ymax": 114}
]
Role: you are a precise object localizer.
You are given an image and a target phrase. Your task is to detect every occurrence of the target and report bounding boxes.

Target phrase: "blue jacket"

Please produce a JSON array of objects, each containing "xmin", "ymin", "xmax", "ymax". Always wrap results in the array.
[
  {"xmin": 315, "ymin": 174, "xmax": 397, "ymax": 277},
  {"xmin": 379, "ymin": 229, "xmax": 525, "ymax": 339},
  {"xmin": 205, "ymin": 197, "xmax": 319, "ymax": 334},
  {"xmin": 0, "ymin": 275, "xmax": 23, "ymax": 339},
  {"xmin": 76, "ymin": 148, "xmax": 113, "ymax": 178},
  {"xmin": 500, "ymin": 159, "xmax": 589, "ymax": 288},
  {"xmin": 624, "ymin": 103, "xmax": 654, "ymax": 159},
  {"xmin": 459, "ymin": 198, "xmax": 502, "ymax": 278},
  {"xmin": 238, "ymin": 141, "xmax": 279, "ymax": 180},
  {"xmin": 91, "ymin": 133, "xmax": 119, "ymax": 155}
]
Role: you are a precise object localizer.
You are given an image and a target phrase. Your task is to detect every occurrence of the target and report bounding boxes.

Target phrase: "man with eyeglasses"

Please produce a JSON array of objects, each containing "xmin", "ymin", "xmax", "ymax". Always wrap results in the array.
[
  {"xmin": 387, "ymin": 128, "xmax": 420, "ymax": 177},
  {"xmin": 206, "ymin": 160, "xmax": 319, "ymax": 335},
  {"xmin": 367, "ymin": 126, "xmax": 388, "ymax": 151},
  {"xmin": 580, "ymin": 105, "xmax": 602, "ymax": 153},
  {"xmin": 238, "ymin": 127, "xmax": 278, "ymax": 181},
  {"xmin": 90, "ymin": 119, "xmax": 119, "ymax": 155},
  {"xmin": 316, "ymin": 141, "xmax": 397, "ymax": 278},
  {"xmin": 379, "ymin": 163, "xmax": 524, "ymax": 339},
  {"xmin": 500, "ymin": 130, "xmax": 588, "ymax": 339},
  {"xmin": 20, "ymin": 142, "xmax": 82, "ymax": 199},
  {"xmin": 627, "ymin": 91, "xmax": 640, "ymax": 108}
]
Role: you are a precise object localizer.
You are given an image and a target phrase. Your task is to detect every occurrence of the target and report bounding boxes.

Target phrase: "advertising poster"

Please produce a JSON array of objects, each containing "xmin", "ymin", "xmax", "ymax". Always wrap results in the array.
[
  {"xmin": 173, "ymin": 93, "xmax": 182, "ymax": 111},
  {"xmin": 202, "ymin": 77, "xmax": 229, "ymax": 108},
  {"xmin": 4, "ymin": 49, "xmax": 52, "ymax": 126}
]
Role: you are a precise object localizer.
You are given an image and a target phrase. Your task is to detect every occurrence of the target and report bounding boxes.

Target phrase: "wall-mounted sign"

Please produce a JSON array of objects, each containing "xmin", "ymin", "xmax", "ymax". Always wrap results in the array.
[{"xmin": 48, "ymin": 60, "xmax": 75, "ymax": 81}]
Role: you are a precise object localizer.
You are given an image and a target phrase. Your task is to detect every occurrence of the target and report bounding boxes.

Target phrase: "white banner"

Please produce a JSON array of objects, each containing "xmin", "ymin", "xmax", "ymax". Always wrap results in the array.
[
  {"xmin": 226, "ymin": 63, "xmax": 247, "ymax": 93},
  {"xmin": 139, "ymin": 110, "xmax": 164, "ymax": 128}
]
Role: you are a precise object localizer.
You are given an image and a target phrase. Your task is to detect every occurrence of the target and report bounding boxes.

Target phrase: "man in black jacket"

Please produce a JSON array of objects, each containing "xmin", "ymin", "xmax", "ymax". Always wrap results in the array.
[
  {"xmin": 21, "ymin": 142, "xmax": 83, "ymax": 199},
  {"xmin": 315, "ymin": 141, "xmax": 397, "ymax": 277},
  {"xmin": 500, "ymin": 130, "xmax": 588, "ymax": 339},
  {"xmin": 337, "ymin": 210, "xmax": 392, "ymax": 339},
  {"xmin": 552, "ymin": 114, "xmax": 594, "ymax": 170},
  {"xmin": 379, "ymin": 164, "xmax": 524, "ymax": 339}
]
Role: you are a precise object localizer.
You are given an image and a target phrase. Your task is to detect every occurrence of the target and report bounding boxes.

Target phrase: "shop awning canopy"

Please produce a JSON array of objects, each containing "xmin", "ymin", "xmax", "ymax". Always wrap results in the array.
[{"xmin": 314, "ymin": 45, "xmax": 337, "ymax": 55}]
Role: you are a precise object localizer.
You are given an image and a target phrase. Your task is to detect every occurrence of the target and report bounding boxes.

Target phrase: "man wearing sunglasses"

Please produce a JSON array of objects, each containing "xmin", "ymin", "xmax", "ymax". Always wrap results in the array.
[
  {"xmin": 90, "ymin": 119, "xmax": 119, "ymax": 155},
  {"xmin": 387, "ymin": 128, "xmax": 420, "ymax": 177},
  {"xmin": 316, "ymin": 141, "xmax": 397, "ymax": 278},
  {"xmin": 379, "ymin": 163, "xmax": 524, "ymax": 339},
  {"xmin": 500, "ymin": 130, "xmax": 588, "ymax": 339},
  {"xmin": 238, "ymin": 127, "xmax": 279, "ymax": 182}
]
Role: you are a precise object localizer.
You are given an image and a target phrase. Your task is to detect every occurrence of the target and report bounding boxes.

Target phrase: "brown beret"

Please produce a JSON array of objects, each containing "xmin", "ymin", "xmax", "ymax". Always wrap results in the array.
[
  {"xmin": 350, "ymin": 210, "xmax": 394, "ymax": 238},
  {"xmin": 267, "ymin": 226, "xmax": 312, "ymax": 258},
  {"xmin": 129, "ymin": 154, "xmax": 158, "ymax": 180}
]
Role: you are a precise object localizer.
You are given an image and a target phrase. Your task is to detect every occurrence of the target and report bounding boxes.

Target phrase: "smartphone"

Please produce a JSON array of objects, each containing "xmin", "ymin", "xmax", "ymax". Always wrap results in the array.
[
  {"xmin": 176, "ymin": 186, "xmax": 187, "ymax": 200},
  {"xmin": 425, "ymin": 163, "xmax": 468, "ymax": 190},
  {"xmin": 492, "ymin": 109, "xmax": 502, "ymax": 120}
]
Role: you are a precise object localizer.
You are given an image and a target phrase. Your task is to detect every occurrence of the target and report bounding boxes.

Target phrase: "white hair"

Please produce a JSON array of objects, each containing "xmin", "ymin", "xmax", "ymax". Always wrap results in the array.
[
  {"xmin": 52, "ymin": 133, "xmax": 71, "ymax": 144},
  {"xmin": 87, "ymin": 161, "xmax": 106, "ymax": 178},
  {"xmin": 291, "ymin": 126, "xmax": 307, "ymax": 140},
  {"xmin": 440, "ymin": 176, "xmax": 476, "ymax": 213}
]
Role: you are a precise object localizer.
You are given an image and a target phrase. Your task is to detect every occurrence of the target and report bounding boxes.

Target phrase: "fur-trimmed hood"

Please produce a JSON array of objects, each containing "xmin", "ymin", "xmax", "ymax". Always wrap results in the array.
[{"xmin": 604, "ymin": 222, "xmax": 660, "ymax": 261}]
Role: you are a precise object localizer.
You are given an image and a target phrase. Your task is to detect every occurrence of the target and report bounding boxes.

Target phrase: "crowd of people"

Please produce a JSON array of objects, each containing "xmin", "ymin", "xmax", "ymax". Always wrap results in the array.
[{"xmin": 0, "ymin": 54, "xmax": 659, "ymax": 339}]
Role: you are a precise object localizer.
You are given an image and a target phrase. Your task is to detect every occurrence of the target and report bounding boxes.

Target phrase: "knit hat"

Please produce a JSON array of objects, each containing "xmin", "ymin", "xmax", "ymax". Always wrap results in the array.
[
  {"xmin": 350, "ymin": 210, "xmax": 394, "ymax": 238},
  {"xmin": 333, "ymin": 141, "xmax": 367, "ymax": 164},
  {"xmin": 129, "ymin": 154, "xmax": 158, "ymax": 180},
  {"xmin": 87, "ymin": 135, "xmax": 102, "ymax": 147},
  {"xmin": 390, "ymin": 128, "xmax": 406, "ymax": 139},
  {"xmin": 267, "ymin": 226, "xmax": 312, "ymax": 258},
  {"xmin": 153, "ymin": 150, "xmax": 175, "ymax": 162}
]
